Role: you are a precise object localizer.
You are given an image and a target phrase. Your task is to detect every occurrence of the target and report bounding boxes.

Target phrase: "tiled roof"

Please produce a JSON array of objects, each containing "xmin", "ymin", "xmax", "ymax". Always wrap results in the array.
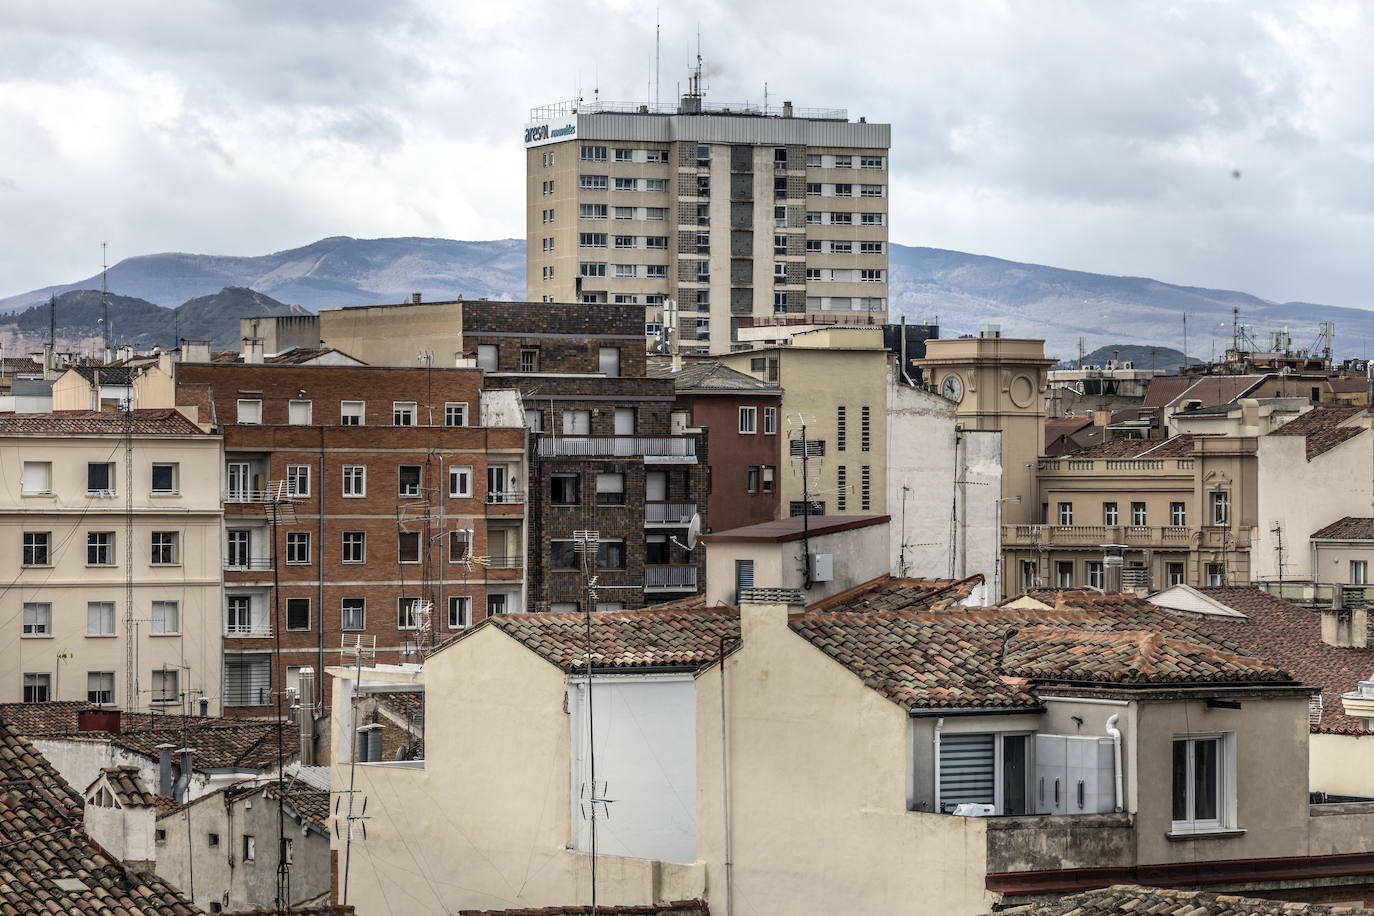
[
  {"xmin": 0, "ymin": 701, "xmax": 102, "ymax": 736},
  {"xmin": 264, "ymin": 347, "xmax": 362, "ymax": 365},
  {"xmin": 1056, "ymin": 433, "xmax": 1198, "ymax": 459},
  {"xmin": 267, "ymin": 777, "xmax": 329, "ymax": 831},
  {"xmin": 789, "ymin": 589, "xmax": 1292, "ymax": 712},
  {"xmin": 1267, "ymin": 406, "xmax": 1366, "ymax": 460},
  {"xmin": 460, "ymin": 902, "xmax": 708, "ymax": 916},
  {"xmin": 993, "ymin": 884, "xmax": 1370, "ymax": 915},
  {"xmin": 0, "ymin": 409, "xmax": 208, "ymax": 436},
  {"xmin": 1141, "ymin": 376, "xmax": 1194, "ymax": 409},
  {"xmin": 481, "ymin": 610, "xmax": 739, "ymax": 673},
  {"xmin": 806, "ymin": 576, "xmax": 982, "ymax": 613},
  {"xmin": 1183, "ymin": 587, "xmax": 1374, "ymax": 732},
  {"xmin": 378, "ymin": 692, "xmax": 424, "ymax": 721},
  {"xmin": 1044, "ymin": 416, "xmax": 1093, "ymax": 440},
  {"xmin": 0, "ymin": 719, "xmax": 203, "ymax": 915},
  {"xmin": 700, "ymin": 514, "xmax": 889, "ymax": 543},
  {"xmin": 647, "ymin": 359, "xmax": 781, "ymax": 394},
  {"xmin": 1170, "ymin": 375, "xmax": 1268, "ymax": 409},
  {"xmin": 87, "ymin": 766, "xmax": 158, "ymax": 808},
  {"xmin": 1311, "ymin": 517, "xmax": 1374, "ymax": 540},
  {"xmin": 72, "ymin": 365, "xmax": 137, "ymax": 385}
]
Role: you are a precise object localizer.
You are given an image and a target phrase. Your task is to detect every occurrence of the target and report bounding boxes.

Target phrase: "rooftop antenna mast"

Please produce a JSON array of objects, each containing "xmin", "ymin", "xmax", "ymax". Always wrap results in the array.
[
  {"xmin": 655, "ymin": 9, "xmax": 661, "ymax": 107},
  {"xmin": 101, "ymin": 242, "xmax": 111, "ymax": 363}
]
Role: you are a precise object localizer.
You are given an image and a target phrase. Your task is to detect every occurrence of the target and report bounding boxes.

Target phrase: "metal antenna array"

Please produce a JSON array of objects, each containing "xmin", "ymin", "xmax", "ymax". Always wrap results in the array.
[
  {"xmin": 787, "ymin": 415, "xmax": 822, "ymax": 588},
  {"xmin": 100, "ymin": 242, "xmax": 111, "ymax": 363},
  {"xmin": 123, "ymin": 406, "xmax": 136, "ymax": 710},
  {"xmin": 335, "ymin": 635, "xmax": 377, "ymax": 908}
]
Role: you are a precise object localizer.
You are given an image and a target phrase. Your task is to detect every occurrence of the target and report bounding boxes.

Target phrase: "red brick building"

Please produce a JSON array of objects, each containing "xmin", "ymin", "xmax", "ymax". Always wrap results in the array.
[{"xmin": 176, "ymin": 362, "xmax": 526, "ymax": 715}]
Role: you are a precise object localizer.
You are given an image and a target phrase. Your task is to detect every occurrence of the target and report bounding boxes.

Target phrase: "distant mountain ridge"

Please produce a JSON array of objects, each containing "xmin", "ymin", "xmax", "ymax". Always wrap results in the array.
[{"xmin": 3, "ymin": 236, "xmax": 1369, "ymax": 363}]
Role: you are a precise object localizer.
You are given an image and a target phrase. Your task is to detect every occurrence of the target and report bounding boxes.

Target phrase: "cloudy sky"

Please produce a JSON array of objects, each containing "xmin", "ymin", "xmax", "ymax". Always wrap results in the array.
[{"xmin": 2, "ymin": 1, "xmax": 1372, "ymax": 307}]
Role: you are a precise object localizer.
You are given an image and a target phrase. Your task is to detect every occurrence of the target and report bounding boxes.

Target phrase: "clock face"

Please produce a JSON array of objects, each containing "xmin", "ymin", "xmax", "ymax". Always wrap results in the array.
[{"xmin": 941, "ymin": 375, "xmax": 964, "ymax": 403}]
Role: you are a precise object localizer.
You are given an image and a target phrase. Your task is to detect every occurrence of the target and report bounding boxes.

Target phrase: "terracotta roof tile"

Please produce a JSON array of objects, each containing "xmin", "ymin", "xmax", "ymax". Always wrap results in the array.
[
  {"xmin": 0, "ymin": 409, "xmax": 207, "ymax": 436},
  {"xmin": 266, "ymin": 778, "xmax": 329, "ymax": 832},
  {"xmin": 1056, "ymin": 433, "xmax": 1199, "ymax": 459},
  {"xmin": 805, "ymin": 576, "xmax": 982, "ymax": 613},
  {"xmin": 993, "ymin": 883, "xmax": 1371, "ymax": 915},
  {"xmin": 1267, "ymin": 406, "xmax": 1367, "ymax": 459},
  {"xmin": 461, "ymin": 902, "xmax": 708, "ymax": 916},
  {"xmin": 1311, "ymin": 517, "xmax": 1374, "ymax": 540},
  {"xmin": 86, "ymin": 766, "xmax": 157, "ymax": 808},
  {"xmin": 485, "ymin": 610, "xmax": 739, "ymax": 672}
]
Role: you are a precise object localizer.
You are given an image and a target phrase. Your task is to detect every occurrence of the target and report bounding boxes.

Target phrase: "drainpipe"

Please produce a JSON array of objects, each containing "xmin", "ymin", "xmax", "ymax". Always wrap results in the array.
[
  {"xmin": 174, "ymin": 747, "xmax": 193, "ymax": 803},
  {"xmin": 1105, "ymin": 714, "xmax": 1124, "ymax": 813},
  {"xmin": 932, "ymin": 717, "xmax": 945, "ymax": 813},
  {"xmin": 156, "ymin": 743, "xmax": 174, "ymax": 797},
  {"xmin": 718, "ymin": 635, "xmax": 735, "ymax": 916}
]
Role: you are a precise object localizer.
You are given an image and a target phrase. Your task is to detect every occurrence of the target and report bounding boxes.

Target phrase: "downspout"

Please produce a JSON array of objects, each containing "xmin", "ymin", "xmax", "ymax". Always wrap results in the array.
[
  {"xmin": 317, "ymin": 428, "xmax": 325, "ymax": 712},
  {"xmin": 1105, "ymin": 714, "xmax": 1124, "ymax": 813},
  {"xmin": 932, "ymin": 717, "xmax": 945, "ymax": 813},
  {"xmin": 718, "ymin": 635, "xmax": 735, "ymax": 916}
]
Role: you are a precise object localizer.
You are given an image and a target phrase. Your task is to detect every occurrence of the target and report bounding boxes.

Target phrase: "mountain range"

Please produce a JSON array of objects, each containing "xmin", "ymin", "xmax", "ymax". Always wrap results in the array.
[{"xmin": 1, "ymin": 236, "xmax": 1368, "ymax": 362}]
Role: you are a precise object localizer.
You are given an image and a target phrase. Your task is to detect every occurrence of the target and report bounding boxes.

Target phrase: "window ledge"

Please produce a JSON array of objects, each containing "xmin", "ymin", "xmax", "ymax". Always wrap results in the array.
[
  {"xmin": 21, "ymin": 634, "xmax": 53, "ymax": 639},
  {"xmin": 149, "ymin": 492, "xmax": 181, "ymax": 498},
  {"xmin": 1166, "ymin": 827, "xmax": 1246, "ymax": 841}
]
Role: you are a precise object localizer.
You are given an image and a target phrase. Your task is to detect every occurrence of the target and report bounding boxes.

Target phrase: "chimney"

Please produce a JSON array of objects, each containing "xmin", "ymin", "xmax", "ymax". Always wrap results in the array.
[
  {"xmin": 243, "ymin": 338, "xmax": 265, "ymax": 364},
  {"xmin": 1322, "ymin": 595, "xmax": 1368, "ymax": 649},
  {"xmin": 174, "ymin": 748, "xmax": 193, "ymax": 803},
  {"xmin": 1103, "ymin": 545, "xmax": 1124, "ymax": 594},
  {"xmin": 738, "ymin": 587, "xmax": 806, "ymax": 642},
  {"xmin": 782, "ymin": 101, "xmax": 793, "ymax": 118},
  {"xmin": 157, "ymin": 350, "xmax": 174, "ymax": 379},
  {"xmin": 198, "ymin": 697, "xmax": 209, "ymax": 716},
  {"xmin": 298, "ymin": 667, "xmax": 316, "ymax": 766},
  {"xmin": 180, "ymin": 339, "xmax": 212, "ymax": 363},
  {"xmin": 116, "ymin": 344, "xmax": 133, "ymax": 362},
  {"xmin": 156, "ymin": 744, "xmax": 175, "ymax": 797}
]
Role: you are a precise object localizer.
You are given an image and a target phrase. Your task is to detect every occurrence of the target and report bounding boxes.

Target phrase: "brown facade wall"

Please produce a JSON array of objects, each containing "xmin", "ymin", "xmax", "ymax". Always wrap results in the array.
[{"xmin": 678, "ymin": 392, "xmax": 783, "ymax": 533}]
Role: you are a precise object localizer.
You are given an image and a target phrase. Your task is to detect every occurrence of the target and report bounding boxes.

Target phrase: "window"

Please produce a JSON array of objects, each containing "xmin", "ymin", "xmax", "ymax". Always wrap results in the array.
[
  {"xmin": 152, "ymin": 669, "xmax": 178, "ymax": 704},
  {"xmin": 286, "ymin": 465, "xmax": 310, "ymax": 497},
  {"xmin": 393, "ymin": 402, "xmax": 417, "ymax": 426},
  {"xmin": 1103, "ymin": 502, "xmax": 1119, "ymax": 526},
  {"xmin": 831, "ymin": 211, "xmax": 852, "ymax": 225},
  {"xmin": 1211, "ymin": 491, "xmax": 1229, "ymax": 526},
  {"xmin": 806, "ymin": 182, "xmax": 821, "ymax": 196},
  {"xmin": 397, "ymin": 598, "xmax": 422, "ymax": 630},
  {"xmin": 580, "ymin": 144, "xmax": 607, "ymax": 161},
  {"xmin": 341, "ymin": 465, "xmax": 365, "ymax": 498},
  {"xmin": 223, "ymin": 654, "xmax": 271, "ymax": 706},
  {"xmin": 861, "ymin": 465, "xmax": 871, "ymax": 510},
  {"xmin": 207, "ymin": 832, "xmax": 220, "ymax": 847},
  {"xmin": 444, "ymin": 402, "xmax": 468, "ymax": 426},
  {"xmin": 762, "ymin": 466, "xmax": 775, "ymax": 492},
  {"xmin": 860, "ymin": 406, "xmax": 871, "ymax": 452},
  {"xmin": 551, "ymin": 540, "xmax": 579, "ymax": 569},
  {"xmin": 22, "ymin": 461, "xmax": 51, "ymax": 495},
  {"xmin": 860, "ymin": 269, "xmax": 884, "ymax": 282},
  {"xmin": 1172, "ymin": 735, "xmax": 1231, "ymax": 832},
  {"xmin": 599, "ymin": 347, "xmax": 621, "ymax": 378},
  {"xmin": 398, "ymin": 532, "xmax": 420, "ymax": 564},
  {"xmin": 243, "ymin": 835, "xmax": 256, "ymax": 862},
  {"xmin": 597, "ymin": 540, "xmax": 626, "ymax": 569},
  {"xmin": 739, "ymin": 406, "xmax": 757, "ymax": 434},
  {"xmin": 646, "ymin": 148, "xmax": 666, "ymax": 163},
  {"xmin": 834, "ymin": 183, "xmax": 853, "ymax": 197},
  {"xmin": 1353, "ymin": 561, "xmax": 1369, "ymax": 585},
  {"xmin": 476, "ymin": 344, "xmax": 498, "ymax": 371},
  {"xmin": 562, "ymin": 410, "xmax": 591, "ymax": 435},
  {"xmin": 22, "ymin": 603, "xmax": 51, "ymax": 637},
  {"xmin": 151, "ymin": 462, "xmax": 177, "ymax": 494},
  {"xmin": 747, "ymin": 467, "xmax": 760, "ymax": 493},
  {"xmin": 87, "ymin": 462, "xmax": 114, "ymax": 494},
  {"xmin": 1206, "ymin": 563, "xmax": 1226, "ymax": 587},
  {"xmin": 1131, "ymin": 502, "xmax": 1147, "ymax": 525},
  {"xmin": 1170, "ymin": 502, "xmax": 1186, "ymax": 526},
  {"xmin": 1167, "ymin": 563, "xmax": 1185, "ymax": 587},
  {"xmin": 789, "ymin": 500, "xmax": 825, "ymax": 516},
  {"xmin": 807, "ymin": 268, "xmax": 822, "ymax": 281},
  {"xmin": 288, "ymin": 399, "xmax": 312, "ymax": 424},
  {"xmin": 87, "ymin": 672, "xmax": 114, "ymax": 705},
  {"xmin": 614, "ymin": 234, "xmax": 635, "ymax": 249},
  {"xmin": 487, "ymin": 593, "xmax": 508, "ymax": 617},
  {"xmin": 437, "ymin": 465, "xmax": 470, "ymax": 500},
  {"xmin": 23, "ymin": 673, "xmax": 50, "ymax": 703},
  {"xmin": 774, "ymin": 262, "xmax": 787, "ymax": 283},
  {"xmin": 646, "ymin": 235, "xmax": 668, "ymax": 249},
  {"xmin": 342, "ymin": 531, "xmax": 365, "ymax": 564},
  {"xmin": 151, "ymin": 600, "xmax": 178, "ymax": 634},
  {"xmin": 763, "ymin": 406, "xmax": 777, "ymax": 435},
  {"xmin": 286, "ymin": 532, "xmax": 310, "ymax": 564},
  {"xmin": 831, "ymin": 240, "xmax": 853, "ymax": 254},
  {"xmin": 861, "ymin": 212, "xmax": 884, "ymax": 226},
  {"xmin": 860, "ymin": 184, "xmax": 884, "ymax": 198},
  {"xmin": 551, "ymin": 474, "xmax": 580, "ymax": 505},
  {"xmin": 23, "ymin": 531, "xmax": 50, "ymax": 566},
  {"xmin": 448, "ymin": 596, "xmax": 471, "ymax": 629},
  {"xmin": 836, "ymin": 466, "xmax": 846, "ymax": 511},
  {"xmin": 861, "ymin": 155, "xmax": 884, "ymax": 169},
  {"xmin": 861, "ymin": 241, "xmax": 884, "ymax": 254},
  {"xmin": 774, "ymin": 205, "xmax": 787, "ymax": 227},
  {"xmin": 150, "ymin": 531, "xmax": 178, "ymax": 565},
  {"xmin": 236, "ymin": 399, "xmax": 261, "ymax": 424},
  {"xmin": 1056, "ymin": 561, "xmax": 1073, "ymax": 588},
  {"xmin": 579, "ymin": 175, "xmax": 607, "ymax": 191},
  {"xmin": 613, "ymin": 407, "xmax": 635, "ymax": 436},
  {"xmin": 524, "ymin": 408, "xmax": 543, "ymax": 431},
  {"xmin": 88, "ymin": 531, "xmax": 114, "ymax": 566},
  {"xmin": 806, "ymin": 210, "xmax": 821, "ymax": 224},
  {"xmin": 579, "ymin": 232, "xmax": 607, "ymax": 248},
  {"xmin": 286, "ymin": 598, "xmax": 310, "ymax": 631},
  {"xmin": 87, "ymin": 601, "xmax": 115, "ymax": 636},
  {"xmin": 613, "ymin": 206, "xmax": 634, "ymax": 220},
  {"xmin": 614, "ymin": 177, "xmax": 637, "ymax": 192},
  {"xmin": 449, "ymin": 529, "xmax": 471, "ymax": 562},
  {"xmin": 580, "ymin": 203, "xmax": 607, "ymax": 220},
  {"xmin": 340, "ymin": 401, "xmax": 364, "ymax": 425},
  {"xmin": 614, "ymin": 147, "xmax": 633, "ymax": 162},
  {"xmin": 1057, "ymin": 502, "xmax": 1073, "ymax": 526},
  {"xmin": 596, "ymin": 473, "xmax": 625, "ymax": 505},
  {"xmin": 398, "ymin": 466, "xmax": 421, "ymax": 497},
  {"xmin": 342, "ymin": 598, "xmax": 365, "ymax": 631},
  {"xmin": 1087, "ymin": 561, "xmax": 1105, "ymax": 590},
  {"xmin": 937, "ymin": 732, "xmax": 1030, "ymax": 815},
  {"xmin": 580, "ymin": 262, "xmax": 607, "ymax": 278}
]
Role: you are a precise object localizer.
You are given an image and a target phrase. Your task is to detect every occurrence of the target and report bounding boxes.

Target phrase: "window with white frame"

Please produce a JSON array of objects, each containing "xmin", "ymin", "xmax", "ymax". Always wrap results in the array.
[
  {"xmin": 444, "ymin": 402, "xmax": 468, "ymax": 426},
  {"xmin": 1021, "ymin": 560, "xmax": 1037, "ymax": 589},
  {"xmin": 21, "ymin": 462, "xmax": 51, "ymax": 495},
  {"xmin": 286, "ymin": 598, "xmax": 310, "ymax": 631},
  {"xmin": 1171, "ymin": 734, "xmax": 1232, "ymax": 833},
  {"xmin": 342, "ymin": 531, "xmax": 365, "ymax": 564},
  {"xmin": 763, "ymin": 407, "xmax": 777, "ymax": 435},
  {"xmin": 340, "ymin": 401, "xmax": 364, "ymax": 425},
  {"xmin": 23, "ymin": 673, "xmax": 50, "ymax": 703},
  {"xmin": 87, "ymin": 462, "xmax": 114, "ymax": 494},
  {"xmin": 1131, "ymin": 502, "xmax": 1147, "ymax": 525},
  {"xmin": 1170, "ymin": 502, "xmax": 1186, "ymax": 526},
  {"xmin": 1057, "ymin": 502, "xmax": 1073, "ymax": 526},
  {"xmin": 288, "ymin": 400, "xmax": 312, "ymax": 424},
  {"xmin": 393, "ymin": 402, "xmax": 417, "ymax": 426},
  {"xmin": 87, "ymin": 602, "xmax": 115, "ymax": 636},
  {"xmin": 1103, "ymin": 502, "xmax": 1118, "ymax": 525},
  {"xmin": 150, "ymin": 531, "xmax": 178, "ymax": 565},
  {"xmin": 449, "ymin": 529, "xmax": 471, "ymax": 562},
  {"xmin": 342, "ymin": 598, "xmax": 365, "ymax": 631},
  {"xmin": 1167, "ymin": 563, "xmax": 1185, "ymax": 586},
  {"xmin": 448, "ymin": 465, "xmax": 472, "ymax": 498},
  {"xmin": 23, "ymin": 531, "xmax": 50, "ymax": 566},
  {"xmin": 739, "ymin": 406, "xmax": 757, "ymax": 434},
  {"xmin": 1087, "ymin": 561, "xmax": 1105, "ymax": 590},
  {"xmin": 286, "ymin": 532, "xmax": 310, "ymax": 564},
  {"xmin": 236, "ymin": 399, "xmax": 262, "ymax": 424},
  {"xmin": 286, "ymin": 465, "xmax": 310, "ymax": 497},
  {"xmin": 151, "ymin": 462, "xmax": 178, "ymax": 494},
  {"xmin": 1056, "ymin": 561, "xmax": 1073, "ymax": 588},
  {"xmin": 448, "ymin": 596, "xmax": 471, "ymax": 629},
  {"xmin": 397, "ymin": 598, "xmax": 422, "ymax": 630},
  {"xmin": 398, "ymin": 532, "xmax": 421, "ymax": 564},
  {"xmin": 87, "ymin": 671, "xmax": 115, "ymax": 705},
  {"xmin": 342, "ymin": 465, "xmax": 365, "ymax": 497},
  {"xmin": 1352, "ymin": 561, "xmax": 1369, "ymax": 585},
  {"xmin": 1211, "ymin": 491, "xmax": 1229, "ymax": 526},
  {"xmin": 151, "ymin": 669, "xmax": 179, "ymax": 704},
  {"xmin": 22, "ymin": 602, "xmax": 51, "ymax": 637},
  {"xmin": 1206, "ymin": 563, "xmax": 1226, "ymax": 586},
  {"xmin": 151, "ymin": 600, "xmax": 179, "ymax": 634},
  {"xmin": 936, "ymin": 731, "xmax": 1031, "ymax": 815},
  {"xmin": 88, "ymin": 531, "xmax": 115, "ymax": 566},
  {"xmin": 398, "ymin": 465, "xmax": 421, "ymax": 497}
]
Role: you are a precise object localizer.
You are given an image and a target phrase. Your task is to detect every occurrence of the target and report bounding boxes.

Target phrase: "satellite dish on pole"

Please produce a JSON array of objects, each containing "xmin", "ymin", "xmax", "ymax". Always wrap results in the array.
[{"xmin": 686, "ymin": 513, "xmax": 702, "ymax": 550}]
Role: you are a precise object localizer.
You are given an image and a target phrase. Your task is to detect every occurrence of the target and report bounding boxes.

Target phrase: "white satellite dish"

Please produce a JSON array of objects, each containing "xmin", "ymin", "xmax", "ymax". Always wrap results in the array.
[{"xmin": 686, "ymin": 513, "xmax": 702, "ymax": 550}]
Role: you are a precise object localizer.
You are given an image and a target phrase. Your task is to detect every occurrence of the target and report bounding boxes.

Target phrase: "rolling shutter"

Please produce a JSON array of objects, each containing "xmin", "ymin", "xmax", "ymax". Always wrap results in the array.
[{"xmin": 939, "ymin": 732, "xmax": 995, "ymax": 812}]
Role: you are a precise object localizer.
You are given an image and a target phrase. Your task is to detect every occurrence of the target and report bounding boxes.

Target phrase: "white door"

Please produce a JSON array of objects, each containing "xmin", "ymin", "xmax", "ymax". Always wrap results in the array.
[
  {"xmin": 227, "ymin": 463, "xmax": 250, "ymax": 500},
  {"xmin": 646, "ymin": 471, "xmax": 667, "ymax": 501},
  {"xmin": 614, "ymin": 407, "xmax": 634, "ymax": 436}
]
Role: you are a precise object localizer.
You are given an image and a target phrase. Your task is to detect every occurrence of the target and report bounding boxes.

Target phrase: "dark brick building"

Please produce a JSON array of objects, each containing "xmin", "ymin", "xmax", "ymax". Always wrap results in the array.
[
  {"xmin": 176, "ymin": 362, "xmax": 527, "ymax": 715},
  {"xmin": 463, "ymin": 302, "xmax": 706, "ymax": 611}
]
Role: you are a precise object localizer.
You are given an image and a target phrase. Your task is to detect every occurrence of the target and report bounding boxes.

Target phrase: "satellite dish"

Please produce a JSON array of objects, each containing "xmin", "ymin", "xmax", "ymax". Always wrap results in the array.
[{"xmin": 686, "ymin": 513, "xmax": 702, "ymax": 550}]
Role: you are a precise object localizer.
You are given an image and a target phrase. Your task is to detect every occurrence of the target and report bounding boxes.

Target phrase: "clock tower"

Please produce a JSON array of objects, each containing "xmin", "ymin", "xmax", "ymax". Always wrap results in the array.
[{"xmin": 917, "ymin": 329, "xmax": 1053, "ymax": 525}]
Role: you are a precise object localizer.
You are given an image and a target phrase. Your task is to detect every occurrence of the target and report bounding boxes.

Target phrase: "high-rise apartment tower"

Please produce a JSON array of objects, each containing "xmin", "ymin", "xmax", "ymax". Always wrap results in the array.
[{"xmin": 525, "ymin": 78, "xmax": 891, "ymax": 355}]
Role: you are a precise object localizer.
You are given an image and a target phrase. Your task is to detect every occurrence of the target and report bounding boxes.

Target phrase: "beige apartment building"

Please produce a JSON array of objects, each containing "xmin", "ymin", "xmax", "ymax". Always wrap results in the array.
[
  {"xmin": 0, "ymin": 411, "xmax": 224, "ymax": 713},
  {"xmin": 525, "ymin": 89, "xmax": 891, "ymax": 354},
  {"xmin": 719, "ymin": 326, "xmax": 889, "ymax": 517}
]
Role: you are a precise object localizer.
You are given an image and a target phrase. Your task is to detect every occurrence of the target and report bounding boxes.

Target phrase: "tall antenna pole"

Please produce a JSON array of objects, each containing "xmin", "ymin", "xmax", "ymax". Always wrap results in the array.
[
  {"xmin": 655, "ymin": 9, "xmax": 660, "ymax": 107},
  {"xmin": 49, "ymin": 293, "xmax": 56, "ymax": 354},
  {"xmin": 101, "ymin": 242, "xmax": 111, "ymax": 363},
  {"xmin": 123, "ymin": 409, "xmax": 134, "ymax": 711},
  {"xmin": 801, "ymin": 421, "xmax": 812, "ymax": 589},
  {"xmin": 1182, "ymin": 314, "xmax": 1189, "ymax": 372}
]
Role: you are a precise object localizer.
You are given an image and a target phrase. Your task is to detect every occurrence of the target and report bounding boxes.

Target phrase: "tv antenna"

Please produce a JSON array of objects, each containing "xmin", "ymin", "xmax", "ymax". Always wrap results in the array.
[
  {"xmin": 100, "ymin": 241, "xmax": 112, "ymax": 363},
  {"xmin": 335, "ymin": 634, "xmax": 377, "ymax": 907}
]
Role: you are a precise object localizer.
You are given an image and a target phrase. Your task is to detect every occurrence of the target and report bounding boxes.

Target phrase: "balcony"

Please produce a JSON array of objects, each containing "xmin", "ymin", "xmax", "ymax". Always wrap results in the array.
[
  {"xmin": 1002, "ymin": 525, "xmax": 1195, "ymax": 549},
  {"xmin": 224, "ymin": 557, "xmax": 272, "ymax": 571},
  {"xmin": 487, "ymin": 490, "xmax": 525, "ymax": 505},
  {"xmin": 646, "ymin": 502, "xmax": 696, "ymax": 526},
  {"xmin": 536, "ymin": 436, "xmax": 697, "ymax": 462},
  {"xmin": 225, "ymin": 622, "xmax": 272, "ymax": 637},
  {"xmin": 644, "ymin": 564, "xmax": 698, "ymax": 590},
  {"xmin": 486, "ymin": 555, "xmax": 524, "ymax": 570}
]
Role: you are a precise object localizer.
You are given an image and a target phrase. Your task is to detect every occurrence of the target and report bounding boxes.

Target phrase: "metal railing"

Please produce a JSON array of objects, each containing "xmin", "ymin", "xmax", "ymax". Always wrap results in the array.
[
  {"xmin": 487, "ymin": 490, "xmax": 525, "ymax": 505},
  {"xmin": 537, "ymin": 436, "xmax": 697, "ymax": 458},
  {"xmin": 645, "ymin": 565, "xmax": 698, "ymax": 588},
  {"xmin": 1004, "ymin": 525, "xmax": 1196, "ymax": 548},
  {"xmin": 225, "ymin": 622, "xmax": 272, "ymax": 637},
  {"xmin": 224, "ymin": 557, "xmax": 272, "ymax": 571},
  {"xmin": 646, "ymin": 502, "xmax": 697, "ymax": 525},
  {"xmin": 486, "ymin": 555, "xmax": 524, "ymax": 570},
  {"xmin": 531, "ymin": 100, "xmax": 848, "ymax": 120}
]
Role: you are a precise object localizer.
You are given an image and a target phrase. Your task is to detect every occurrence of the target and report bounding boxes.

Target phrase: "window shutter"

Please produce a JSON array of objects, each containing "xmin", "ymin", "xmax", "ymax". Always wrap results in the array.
[
  {"xmin": 735, "ymin": 560, "xmax": 755, "ymax": 603},
  {"xmin": 939, "ymin": 733, "xmax": 995, "ymax": 812}
]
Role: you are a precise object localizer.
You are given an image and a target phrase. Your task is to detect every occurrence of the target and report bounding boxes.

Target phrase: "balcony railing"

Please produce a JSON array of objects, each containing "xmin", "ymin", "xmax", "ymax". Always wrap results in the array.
[
  {"xmin": 646, "ymin": 502, "xmax": 697, "ymax": 525},
  {"xmin": 1003, "ymin": 525, "xmax": 1197, "ymax": 549},
  {"xmin": 537, "ymin": 436, "xmax": 697, "ymax": 459},
  {"xmin": 225, "ymin": 622, "xmax": 272, "ymax": 637},
  {"xmin": 486, "ymin": 555, "xmax": 524, "ymax": 570},
  {"xmin": 487, "ymin": 490, "xmax": 525, "ymax": 505},
  {"xmin": 644, "ymin": 564, "xmax": 698, "ymax": 589},
  {"xmin": 224, "ymin": 558, "xmax": 272, "ymax": 571}
]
